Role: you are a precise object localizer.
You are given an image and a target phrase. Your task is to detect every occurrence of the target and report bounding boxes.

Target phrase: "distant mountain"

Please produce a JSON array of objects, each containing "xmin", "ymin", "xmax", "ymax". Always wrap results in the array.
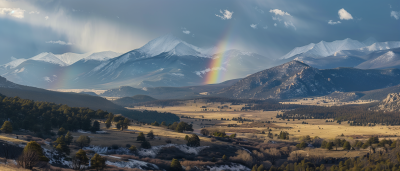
[
  {"xmin": 112, "ymin": 95, "xmax": 157, "ymax": 107},
  {"xmin": 73, "ymin": 35, "xmax": 271, "ymax": 89},
  {"xmin": 0, "ymin": 51, "xmax": 121, "ymax": 88},
  {"xmin": 284, "ymin": 39, "xmax": 400, "ymax": 69},
  {"xmin": 378, "ymin": 93, "xmax": 400, "ymax": 112},
  {"xmin": 217, "ymin": 61, "xmax": 400, "ymax": 99},
  {"xmin": 1, "ymin": 35, "xmax": 271, "ymax": 89},
  {"xmin": 281, "ymin": 38, "xmax": 367, "ymax": 59},
  {"xmin": 356, "ymin": 48, "xmax": 400, "ymax": 69}
]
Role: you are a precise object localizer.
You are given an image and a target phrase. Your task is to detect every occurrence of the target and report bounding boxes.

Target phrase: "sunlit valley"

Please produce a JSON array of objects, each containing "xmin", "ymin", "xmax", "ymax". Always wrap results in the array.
[{"xmin": 0, "ymin": 1, "xmax": 400, "ymax": 171}]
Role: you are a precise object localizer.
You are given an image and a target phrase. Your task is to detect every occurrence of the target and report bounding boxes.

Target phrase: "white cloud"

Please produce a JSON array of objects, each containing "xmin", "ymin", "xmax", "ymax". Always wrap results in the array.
[
  {"xmin": 272, "ymin": 16, "xmax": 282, "ymax": 21},
  {"xmin": 284, "ymin": 21, "xmax": 296, "ymax": 30},
  {"xmin": 328, "ymin": 20, "xmax": 341, "ymax": 25},
  {"xmin": 274, "ymin": 23, "xmax": 277, "ymax": 27},
  {"xmin": 0, "ymin": 8, "xmax": 25, "ymax": 18},
  {"xmin": 250, "ymin": 24, "xmax": 257, "ymax": 29},
  {"xmin": 29, "ymin": 11, "xmax": 39, "ymax": 14},
  {"xmin": 216, "ymin": 9, "xmax": 233, "ymax": 20},
  {"xmin": 263, "ymin": 26, "xmax": 268, "ymax": 29},
  {"xmin": 391, "ymin": 11, "xmax": 399, "ymax": 20},
  {"xmin": 45, "ymin": 16, "xmax": 49, "ymax": 20},
  {"xmin": 269, "ymin": 9, "xmax": 291, "ymax": 16},
  {"xmin": 255, "ymin": 7, "xmax": 264, "ymax": 14},
  {"xmin": 46, "ymin": 40, "xmax": 72, "ymax": 45},
  {"xmin": 11, "ymin": 56, "xmax": 17, "ymax": 61},
  {"xmin": 338, "ymin": 8, "xmax": 353, "ymax": 20},
  {"xmin": 182, "ymin": 27, "xmax": 190, "ymax": 34}
]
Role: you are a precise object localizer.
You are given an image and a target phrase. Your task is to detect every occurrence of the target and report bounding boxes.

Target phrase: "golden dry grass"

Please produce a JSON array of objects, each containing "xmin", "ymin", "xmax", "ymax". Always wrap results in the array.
[
  {"xmin": 280, "ymin": 97, "xmax": 378, "ymax": 107},
  {"xmin": 0, "ymin": 134, "xmax": 29, "ymax": 144},
  {"xmin": 129, "ymin": 100, "xmax": 400, "ymax": 140}
]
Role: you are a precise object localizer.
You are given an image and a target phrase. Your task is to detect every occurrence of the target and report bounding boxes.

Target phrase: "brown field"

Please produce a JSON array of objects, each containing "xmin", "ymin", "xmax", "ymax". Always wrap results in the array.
[
  {"xmin": 281, "ymin": 97, "xmax": 378, "ymax": 107},
  {"xmin": 129, "ymin": 100, "xmax": 400, "ymax": 140}
]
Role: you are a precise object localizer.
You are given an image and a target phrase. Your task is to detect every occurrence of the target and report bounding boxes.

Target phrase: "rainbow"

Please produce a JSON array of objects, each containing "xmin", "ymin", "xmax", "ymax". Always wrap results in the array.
[{"xmin": 203, "ymin": 26, "xmax": 237, "ymax": 85}]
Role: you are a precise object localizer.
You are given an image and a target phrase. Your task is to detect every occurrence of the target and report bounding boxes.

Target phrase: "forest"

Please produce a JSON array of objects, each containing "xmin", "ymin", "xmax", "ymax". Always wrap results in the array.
[
  {"xmin": 0, "ymin": 94, "xmax": 179, "ymax": 136},
  {"xmin": 281, "ymin": 103, "xmax": 400, "ymax": 126}
]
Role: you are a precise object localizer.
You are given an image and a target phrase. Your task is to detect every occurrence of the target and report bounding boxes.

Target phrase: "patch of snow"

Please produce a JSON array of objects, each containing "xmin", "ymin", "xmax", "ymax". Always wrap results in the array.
[
  {"xmin": 106, "ymin": 159, "xmax": 159, "ymax": 170},
  {"xmin": 138, "ymin": 144, "xmax": 209, "ymax": 158},
  {"xmin": 207, "ymin": 164, "xmax": 251, "ymax": 171},
  {"xmin": 77, "ymin": 129, "xmax": 91, "ymax": 134}
]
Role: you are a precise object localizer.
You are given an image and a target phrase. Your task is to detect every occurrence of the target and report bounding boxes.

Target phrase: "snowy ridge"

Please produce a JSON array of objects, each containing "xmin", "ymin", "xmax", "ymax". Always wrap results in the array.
[
  {"xmin": 138, "ymin": 34, "xmax": 211, "ymax": 58},
  {"xmin": 281, "ymin": 38, "xmax": 366, "ymax": 59},
  {"xmin": 356, "ymin": 51, "xmax": 400, "ymax": 69},
  {"xmin": 361, "ymin": 41, "xmax": 400, "ymax": 52},
  {"xmin": 2, "ymin": 51, "xmax": 121, "ymax": 69}
]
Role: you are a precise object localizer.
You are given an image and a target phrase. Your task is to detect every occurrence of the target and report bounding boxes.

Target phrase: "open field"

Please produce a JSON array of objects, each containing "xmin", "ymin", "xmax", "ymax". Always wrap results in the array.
[
  {"xmin": 49, "ymin": 89, "xmax": 107, "ymax": 95},
  {"xmin": 130, "ymin": 99, "xmax": 400, "ymax": 140}
]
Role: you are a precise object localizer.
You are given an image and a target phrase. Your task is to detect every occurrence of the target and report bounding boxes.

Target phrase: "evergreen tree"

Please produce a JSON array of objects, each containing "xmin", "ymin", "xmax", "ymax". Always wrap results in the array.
[
  {"xmin": 147, "ymin": 130, "xmax": 154, "ymax": 139},
  {"xmin": 251, "ymin": 164, "xmax": 258, "ymax": 171},
  {"xmin": 23, "ymin": 141, "xmax": 48, "ymax": 161},
  {"xmin": 105, "ymin": 118, "xmax": 112, "ymax": 129},
  {"xmin": 186, "ymin": 134, "xmax": 200, "ymax": 147},
  {"xmin": 141, "ymin": 141, "xmax": 151, "ymax": 149},
  {"xmin": 116, "ymin": 122, "xmax": 121, "ymax": 130},
  {"xmin": 151, "ymin": 121, "xmax": 160, "ymax": 126},
  {"xmin": 137, "ymin": 132, "xmax": 146, "ymax": 141},
  {"xmin": 326, "ymin": 142, "xmax": 333, "ymax": 150},
  {"xmin": 76, "ymin": 135, "xmax": 91, "ymax": 149},
  {"xmin": 320, "ymin": 164, "xmax": 325, "ymax": 171},
  {"xmin": 129, "ymin": 145, "xmax": 137, "ymax": 153},
  {"xmin": 123, "ymin": 118, "xmax": 130, "ymax": 129},
  {"xmin": 222, "ymin": 155, "xmax": 227, "ymax": 160},
  {"xmin": 91, "ymin": 153, "xmax": 106, "ymax": 171},
  {"xmin": 72, "ymin": 149, "xmax": 89, "ymax": 170},
  {"xmin": 57, "ymin": 127, "xmax": 66, "ymax": 136},
  {"xmin": 54, "ymin": 135, "xmax": 70, "ymax": 155},
  {"xmin": 170, "ymin": 158, "xmax": 183, "ymax": 171},
  {"xmin": 343, "ymin": 141, "xmax": 351, "ymax": 150},
  {"xmin": 184, "ymin": 135, "xmax": 189, "ymax": 141},
  {"xmin": 91, "ymin": 120, "xmax": 100, "ymax": 133},
  {"xmin": 160, "ymin": 121, "xmax": 167, "ymax": 126},
  {"xmin": 257, "ymin": 164, "xmax": 264, "ymax": 171},
  {"xmin": 0, "ymin": 121, "xmax": 12, "ymax": 133},
  {"xmin": 65, "ymin": 131, "xmax": 73, "ymax": 145}
]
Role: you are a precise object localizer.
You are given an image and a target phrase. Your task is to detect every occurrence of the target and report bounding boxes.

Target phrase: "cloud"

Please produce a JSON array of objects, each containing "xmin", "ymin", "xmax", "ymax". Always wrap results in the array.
[
  {"xmin": 0, "ymin": 8, "xmax": 25, "ymax": 18},
  {"xmin": 216, "ymin": 9, "xmax": 233, "ymax": 20},
  {"xmin": 11, "ymin": 56, "xmax": 17, "ymax": 61},
  {"xmin": 272, "ymin": 16, "xmax": 282, "ymax": 21},
  {"xmin": 45, "ymin": 16, "xmax": 49, "ymax": 20},
  {"xmin": 328, "ymin": 20, "xmax": 341, "ymax": 25},
  {"xmin": 29, "ymin": 11, "xmax": 39, "ymax": 14},
  {"xmin": 338, "ymin": 8, "xmax": 353, "ymax": 20},
  {"xmin": 284, "ymin": 21, "xmax": 296, "ymax": 30},
  {"xmin": 269, "ymin": 9, "xmax": 291, "ymax": 16},
  {"xmin": 263, "ymin": 26, "xmax": 268, "ymax": 29},
  {"xmin": 274, "ymin": 23, "xmax": 277, "ymax": 27},
  {"xmin": 250, "ymin": 24, "xmax": 257, "ymax": 29},
  {"xmin": 391, "ymin": 11, "xmax": 399, "ymax": 20},
  {"xmin": 182, "ymin": 27, "xmax": 190, "ymax": 34},
  {"xmin": 255, "ymin": 6, "xmax": 264, "ymax": 14},
  {"xmin": 46, "ymin": 40, "xmax": 72, "ymax": 45}
]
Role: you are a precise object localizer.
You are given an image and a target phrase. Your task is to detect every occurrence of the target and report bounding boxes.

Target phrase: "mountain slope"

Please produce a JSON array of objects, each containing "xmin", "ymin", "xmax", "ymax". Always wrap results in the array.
[{"xmin": 217, "ymin": 61, "xmax": 400, "ymax": 99}]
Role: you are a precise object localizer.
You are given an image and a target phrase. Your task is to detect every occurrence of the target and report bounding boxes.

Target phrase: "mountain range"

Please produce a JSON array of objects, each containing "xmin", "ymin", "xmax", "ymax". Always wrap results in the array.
[
  {"xmin": 217, "ymin": 61, "xmax": 400, "ymax": 99},
  {"xmin": 0, "ymin": 34, "xmax": 272, "ymax": 89}
]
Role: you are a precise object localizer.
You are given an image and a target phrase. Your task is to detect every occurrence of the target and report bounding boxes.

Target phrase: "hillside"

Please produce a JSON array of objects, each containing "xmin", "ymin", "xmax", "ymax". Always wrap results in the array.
[
  {"xmin": 217, "ymin": 61, "xmax": 400, "ymax": 99},
  {"xmin": 378, "ymin": 93, "xmax": 400, "ymax": 112},
  {"xmin": 112, "ymin": 95, "xmax": 157, "ymax": 107},
  {"xmin": 0, "ymin": 76, "xmax": 179, "ymax": 124}
]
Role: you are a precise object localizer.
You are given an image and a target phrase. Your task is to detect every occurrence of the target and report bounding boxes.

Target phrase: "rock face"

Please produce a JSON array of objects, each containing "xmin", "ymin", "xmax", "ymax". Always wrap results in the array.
[
  {"xmin": 217, "ymin": 61, "xmax": 337, "ymax": 99},
  {"xmin": 217, "ymin": 60, "xmax": 400, "ymax": 99},
  {"xmin": 379, "ymin": 93, "xmax": 400, "ymax": 111}
]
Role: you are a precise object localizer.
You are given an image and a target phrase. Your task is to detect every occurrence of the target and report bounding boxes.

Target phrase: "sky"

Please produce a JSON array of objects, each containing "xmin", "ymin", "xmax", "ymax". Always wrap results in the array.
[{"xmin": 0, "ymin": 0, "xmax": 399, "ymax": 64}]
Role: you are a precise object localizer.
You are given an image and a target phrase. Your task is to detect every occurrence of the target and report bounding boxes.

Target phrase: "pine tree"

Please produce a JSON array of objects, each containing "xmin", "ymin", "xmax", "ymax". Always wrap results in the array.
[
  {"xmin": 76, "ymin": 135, "xmax": 91, "ymax": 149},
  {"xmin": 91, "ymin": 153, "xmax": 106, "ymax": 171},
  {"xmin": 54, "ymin": 136, "xmax": 70, "ymax": 155},
  {"xmin": 147, "ymin": 130, "xmax": 154, "ymax": 139},
  {"xmin": 343, "ymin": 141, "xmax": 351, "ymax": 150},
  {"xmin": 186, "ymin": 134, "xmax": 200, "ymax": 147},
  {"xmin": 222, "ymin": 155, "xmax": 227, "ymax": 160},
  {"xmin": 0, "ymin": 121, "xmax": 12, "ymax": 133},
  {"xmin": 257, "ymin": 164, "xmax": 264, "ymax": 171},
  {"xmin": 105, "ymin": 118, "xmax": 112, "ymax": 129},
  {"xmin": 91, "ymin": 120, "xmax": 100, "ymax": 133},
  {"xmin": 57, "ymin": 127, "xmax": 66, "ymax": 136},
  {"xmin": 65, "ymin": 131, "xmax": 73, "ymax": 145},
  {"xmin": 170, "ymin": 158, "xmax": 183, "ymax": 171},
  {"xmin": 141, "ymin": 141, "xmax": 151, "ymax": 149},
  {"xmin": 123, "ymin": 118, "xmax": 130, "ymax": 129},
  {"xmin": 23, "ymin": 141, "xmax": 48, "ymax": 161},
  {"xmin": 129, "ymin": 145, "xmax": 137, "ymax": 153},
  {"xmin": 137, "ymin": 132, "xmax": 146, "ymax": 141},
  {"xmin": 72, "ymin": 149, "xmax": 89, "ymax": 170},
  {"xmin": 326, "ymin": 142, "xmax": 333, "ymax": 150},
  {"xmin": 251, "ymin": 164, "xmax": 258, "ymax": 171}
]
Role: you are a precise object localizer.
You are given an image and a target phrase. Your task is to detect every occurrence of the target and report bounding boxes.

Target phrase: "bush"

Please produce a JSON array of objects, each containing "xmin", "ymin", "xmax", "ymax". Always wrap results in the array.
[
  {"xmin": 186, "ymin": 134, "xmax": 200, "ymax": 147},
  {"xmin": 137, "ymin": 132, "xmax": 146, "ymax": 141},
  {"xmin": 76, "ymin": 135, "xmax": 91, "ymax": 149},
  {"xmin": 170, "ymin": 158, "xmax": 183, "ymax": 171},
  {"xmin": 141, "ymin": 141, "xmax": 152, "ymax": 149},
  {"xmin": 91, "ymin": 153, "xmax": 106, "ymax": 171}
]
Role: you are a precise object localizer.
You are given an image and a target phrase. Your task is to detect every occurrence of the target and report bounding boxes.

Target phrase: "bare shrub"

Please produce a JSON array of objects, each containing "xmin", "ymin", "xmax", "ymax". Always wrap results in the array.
[
  {"xmin": 262, "ymin": 160, "xmax": 272, "ymax": 169},
  {"xmin": 287, "ymin": 151, "xmax": 304, "ymax": 162},
  {"xmin": 229, "ymin": 149, "xmax": 254, "ymax": 167},
  {"xmin": 263, "ymin": 148, "xmax": 281, "ymax": 164},
  {"xmin": 17, "ymin": 150, "xmax": 39, "ymax": 169}
]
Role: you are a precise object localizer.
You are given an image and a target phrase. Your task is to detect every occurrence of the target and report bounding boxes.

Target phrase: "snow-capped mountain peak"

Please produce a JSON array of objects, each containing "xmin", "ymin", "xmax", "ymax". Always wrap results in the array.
[
  {"xmin": 138, "ymin": 34, "xmax": 210, "ymax": 57},
  {"xmin": 31, "ymin": 52, "xmax": 67, "ymax": 66},
  {"xmin": 281, "ymin": 38, "xmax": 367, "ymax": 59}
]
